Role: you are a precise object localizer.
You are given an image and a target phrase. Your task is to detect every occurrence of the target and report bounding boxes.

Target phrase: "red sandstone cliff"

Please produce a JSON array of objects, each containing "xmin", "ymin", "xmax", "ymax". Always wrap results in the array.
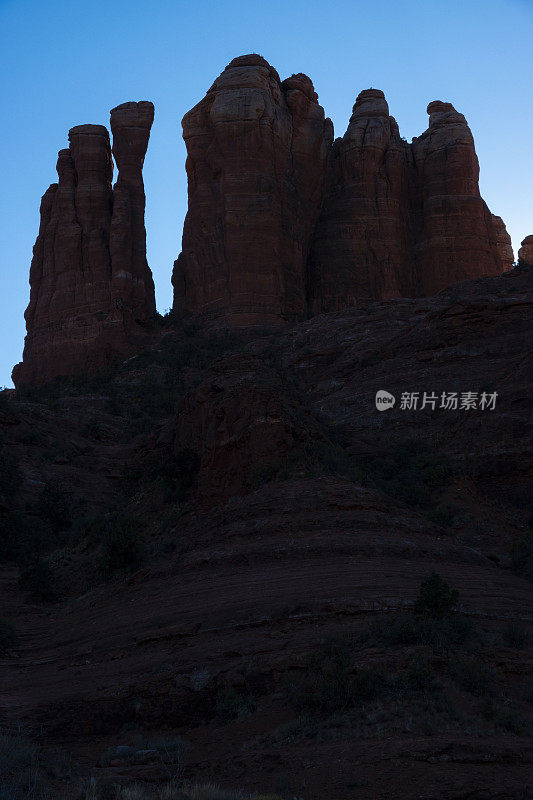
[
  {"xmin": 12, "ymin": 104, "xmax": 155, "ymax": 387},
  {"xmin": 308, "ymin": 89, "xmax": 416, "ymax": 311},
  {"xmin": 411, "ymin": 101, "xmax": 513, "ymax": 294},
  {"xmin": 172, "ymin": 55, "xmax": 333, "ymax": 325},
  {"xmin": 14, "ymin": 57, "xmax": 518, "ymax": 387}
]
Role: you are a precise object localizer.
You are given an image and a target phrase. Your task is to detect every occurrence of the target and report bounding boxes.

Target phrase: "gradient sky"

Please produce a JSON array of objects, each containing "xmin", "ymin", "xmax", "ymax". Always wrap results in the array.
[{"xmin": 1, "ymin": 0, "xmax": 531, "ymax": 386}]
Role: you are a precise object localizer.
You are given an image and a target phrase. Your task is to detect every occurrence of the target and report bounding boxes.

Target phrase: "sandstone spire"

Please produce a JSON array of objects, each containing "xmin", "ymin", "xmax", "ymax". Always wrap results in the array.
[
  {"xmin": 172, "ymin": 54, "xmax": 332, "ymax": 325},
  {"xmin": 13, "ymin": 107, "xmax": 155, "ymax": 387}
]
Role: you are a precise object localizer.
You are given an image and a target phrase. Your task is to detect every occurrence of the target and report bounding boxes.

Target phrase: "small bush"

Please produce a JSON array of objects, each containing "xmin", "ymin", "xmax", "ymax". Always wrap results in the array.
[
  {"xmin": 98, "ymin": 512, "xmax": 146, "ymax": 572},
  {"xmin": 216, "ymin": 687, "xmax": 256, "ymax": 721},
  {"xmin": 0, "ymin": 619, "xmax": 18, "ymax": 652},
  {"xmin": 0, "ymin": 444, "xmax": 21, "ymax": 500},
  {"xmin": 413, "ymin": 572, "xmax": 459, "ymax": 618},
  {"xmin": 394, "ymin": 658, "xmax": 441, "ymax": 696},
  {"xmin": 502, "ymin": 622, "xmax": 529, "ymax": 650},
  {"xmin": 251, "ymin": 461, "xmax": 280, "ymax": 488},
  {"xmin": 449, "ymin": 657, "xmax": 494, "ymax": 697},
  {"xmin": 286, "ymin": 636, "xmax": 387, "ymax": 714},
  {"xmin": 1, "ymin": 512, "xmax": 52, "ymax": 564},
  {"xmin": 145, "ymin": 448, "xmax": 200, "ymax": 501},
  {"xmin": 511, "ymin": 529, "xmax": 533, "ymax": 578},
  {"xmin": 306, "ymin": 440, "xmax": 363, "ymax": 482},
  {"xmin": 18, "ymin": 558, "xmax": 59, "ymax": 602},
  {"xmin": 36, "ymin": 481, "xmax": 71, "ymax": 531},
  {"xmin": 367, "ymin": 438, "xmax": 454, "ymax": 506},
  {"xmin": 0, "ymin": 727, "xmax": 49, "ymax": 799},
  {"xmin": 359, "ymin": 612, "xmax": 474, "ymax": 651},
  {"xmin": 480, "ymin": 699, "xmax": 530, "ymax": 735}
]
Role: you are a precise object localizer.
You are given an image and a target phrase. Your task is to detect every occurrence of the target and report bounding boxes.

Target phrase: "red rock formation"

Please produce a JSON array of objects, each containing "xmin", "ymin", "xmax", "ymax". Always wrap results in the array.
[
  {"xmin": 13, "ymin": 105, "xmax": 155, "ymax": 387},
  {"xmin": 172, "ymin": 54, "xmax": 332, "ymax": 325},
  {"xmin": 309, "ymin": 89, "xmax": 416, "ymax": 312},
  {"xmin": 411, "ymin": 101, "xmax": 512, "ymax": 294},
  {"xmin": 518, "ymin": 235, "xmax": 533, "ymax": 266},
  {"xmin": 110, "ymin": 102, "xmax": 156, "ymax": 315},
  {"xmin": 490, "ymin": 215, "xmax": 514, "ymax": 272},
  {"xmin": 176, "ymin": 62, "xmax": 513, "ymax": 320}
]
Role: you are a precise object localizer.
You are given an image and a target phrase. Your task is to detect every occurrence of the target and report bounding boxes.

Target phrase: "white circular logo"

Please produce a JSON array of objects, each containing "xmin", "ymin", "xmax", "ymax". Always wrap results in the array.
[{"xmin": 375, "ymin": 390, "xmax": 396, "ymax": 411}]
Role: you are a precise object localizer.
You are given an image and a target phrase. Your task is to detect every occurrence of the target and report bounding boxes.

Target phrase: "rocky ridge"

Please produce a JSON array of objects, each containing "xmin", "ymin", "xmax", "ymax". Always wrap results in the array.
[{"xmin": 13, "ymin": 54, "xmax": 518, "ymax": 387}]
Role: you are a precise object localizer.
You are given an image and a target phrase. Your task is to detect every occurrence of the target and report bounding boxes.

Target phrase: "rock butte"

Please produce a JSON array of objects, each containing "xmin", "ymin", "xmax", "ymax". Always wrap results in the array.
[{"xmin": 14, "ymin": 55, "xmax": 515, "ymax": 386}]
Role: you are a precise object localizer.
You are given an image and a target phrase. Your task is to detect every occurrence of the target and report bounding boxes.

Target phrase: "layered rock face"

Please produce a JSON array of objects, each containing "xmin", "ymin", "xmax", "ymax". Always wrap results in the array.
[
  {"xmin": 518, "ymin": 235, "xmax": 533, "ymax": 266},
  {"xmin": 172, "ymin": 55, "xmax": 333, "ymax": 324},
  {"xmin": 13, "ymin": 103, "xmax": 155, "ymax": 387},
  {"xmin": 410, "ymin": 101, "xmax": 513, "ymax": 295},
  {"xmin": 310, "ymin": 97, "xmax": 513, "ymax": 310},
  {"xmin": 309, "ymin": 89, "xmax": 416, "ymax": 312},
  {"xmin": 176, "ymin": 61, "xmax": 513, "ymax": 321}
]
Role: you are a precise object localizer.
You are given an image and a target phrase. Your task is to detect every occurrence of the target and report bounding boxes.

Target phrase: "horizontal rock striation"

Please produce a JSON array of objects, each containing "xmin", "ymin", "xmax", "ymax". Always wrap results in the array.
[{"xmin": 13, "ymin": 103, "xmax": 155, "ymax": 387}]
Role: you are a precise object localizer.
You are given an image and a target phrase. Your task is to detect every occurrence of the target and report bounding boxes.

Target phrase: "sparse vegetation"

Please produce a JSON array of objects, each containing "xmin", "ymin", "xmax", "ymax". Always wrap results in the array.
[
  {"xmin": 358, "ymin": 611, "xmax": 475, "ymax": 651},
  {"xmin": 144, "ymin": 448, "xmax": 200, "ymax": 501},
  {"xmin": 449, "ymin": 656, "xmax": 494, "ymax": 697},
  {"xmin": 95, "ymin": 510, "xmax": 146, "ymax": 573},
  {"xmin": 36, "ymin": 480, "xmax": 72, "ymax": 532},
  {"xmin": 216, "ymin": 688, "xmax": 256, "ymax": 721},
  {"xmin": 18, "ymin": 557, "xmax": 60, "ymax": 602},
  {"xmin": 502, "ymin": 621, "xmax": 529, "ymax": 649},
  {"xmin": 0, "ymin": 433, "xmax": 21, "ymax": 500},
  {"xmin": 0, "ymin": 619, "xmax": 18, "ymax": 652},
  {"xmin": 413, "ymin": 572, "xmax": 459, "ymax": 618},
  {"xmin": 0, "ymin": 727, "xmax": 50, "ymax": 799},
  {"xmin": 510, "ymin": 528, "xmax": 533, "ymax": 579}
]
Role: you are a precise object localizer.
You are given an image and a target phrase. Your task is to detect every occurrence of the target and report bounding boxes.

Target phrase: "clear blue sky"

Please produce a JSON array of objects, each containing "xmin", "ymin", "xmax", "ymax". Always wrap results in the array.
[{"xmin": 1, "ymin": 0, "xmax": 531, "ymax": 386}]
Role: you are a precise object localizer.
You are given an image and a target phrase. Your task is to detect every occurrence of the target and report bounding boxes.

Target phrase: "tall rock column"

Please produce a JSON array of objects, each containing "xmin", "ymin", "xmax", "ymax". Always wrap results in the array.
[
  {"xmin": 309, "ymin": 89, "xmax": 415, "ymax": 312},
  {"xmin": 13, "ymin": 107, "xmax": 156, "ymax": 387},
  {"xmin": 411, "ymin": 101, "xmax": 512, "ymax": 294},
  {"xmin": 172, "ymin": 54, "xmax": 332, "ymax": 325},
  {"xmin": 110, "ymin": 101, "xmax": 156, "ymax": 318}
]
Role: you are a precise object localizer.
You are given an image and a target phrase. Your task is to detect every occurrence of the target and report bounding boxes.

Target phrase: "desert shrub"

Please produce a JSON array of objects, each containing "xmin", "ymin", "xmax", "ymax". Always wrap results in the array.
[
  {"xmin": 18, "ymin": 558, "xmax": 59, "ymax": 602},
  {"xmin": 96, "ymin": 511, "xmax": 146, "ymax": 572},
  {"xmin": 251, "ymin": 461, "xmax": 280, "ymax": 488},
  {"xmin": 0, "ymin": 619, "xmax": 18, "ymax": 652},
  {"xmin": 413, "ymin": 572, "xmax": 459, "ymax": 618},
  {"xmin": 305, "ymin": 440, "xmax": 363, "ymax": 483},
  {"xmin": 36, "ymin": 481, "xmax": 71, "ymax": 532},
  {"xmin": 0, "ymin": 508, "xmax": 61, "ymax": 567},
  {"xmin": 0, "ymin": 727, "xmax": 49, "ymax": 800},
  {"xmin": 502, "ymin": 622, "xmax": 529, "ymax": 650},
  {"xmin": 366, "ymin": 438, "xmax": 454, "ymax": 506},
  {"xmin": 428, "ymin": 502, "xmax": 467, "ymax": 528},
  {"xmin": 394, "ymin": 658, "xmax": 442, "ymax": 697},
  {"xmin": 216, "ymin": 688, "xmax": 256, "ymax": 721},
  {"xmin": 0, "ymin": 439, "xmax": 21, "ymax": 500},
  {"xmin": 510, "ymin": 529, "xmax": 533, "ymax": 578},
  {"xmin": 145, "ymin": 448, "xmax": 200, "ymax": 501},
  {"xmin": 449, "ymin": 657, "xmax": 494, "ymax": 697},
  {"xmin": 286, "ymin": 636, "xmax": 387, "ymax": 715},
  {"xmin": 480, "ymin": 699, "xmax": 531, "ymax": 735},
  {"xmin": 359, "ymin": 611, "xmax": 474, "ymax": 651}
]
